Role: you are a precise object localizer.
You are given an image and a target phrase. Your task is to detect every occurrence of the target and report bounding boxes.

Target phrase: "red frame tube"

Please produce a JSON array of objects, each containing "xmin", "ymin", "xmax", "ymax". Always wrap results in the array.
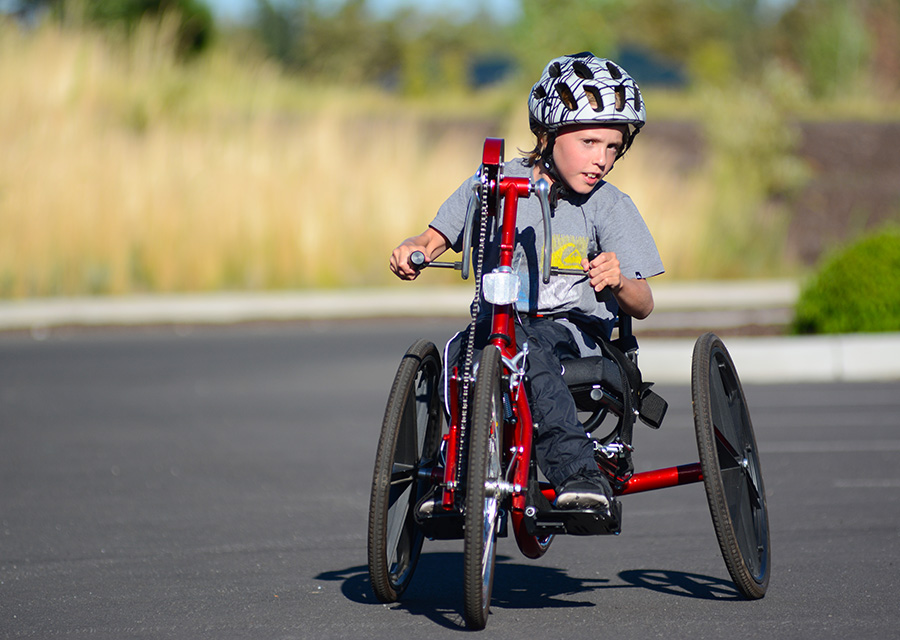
[
  {"xmin": 617, "ymin": 463, "xmax": 704, "ymax": 496},
  {"xmin": 441, "ymin": 368, "xmax": 460, "ymax": 508},
  {"xmin": 538, "ymin": 463, "xmax": 704, "ymax": 502}
]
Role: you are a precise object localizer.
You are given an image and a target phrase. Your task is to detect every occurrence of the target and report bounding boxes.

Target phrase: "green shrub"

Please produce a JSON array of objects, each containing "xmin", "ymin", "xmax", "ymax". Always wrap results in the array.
[{"xmin": 792, "ymin": 226, "xmax": 900, "ymax": 334}]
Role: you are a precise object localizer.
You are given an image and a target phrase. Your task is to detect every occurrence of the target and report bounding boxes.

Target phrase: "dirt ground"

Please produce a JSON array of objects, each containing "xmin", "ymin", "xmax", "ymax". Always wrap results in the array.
[
  {"xmin": 645, "ymin": 120, "xmax": 900, "ymax": 267},
  {"xmin": 790, "ymin": 121, "xmax": 900, "ymax": 264},
  {"xmin": 635, "ymin": 120, "xmax": 900, "ymax": 336}
]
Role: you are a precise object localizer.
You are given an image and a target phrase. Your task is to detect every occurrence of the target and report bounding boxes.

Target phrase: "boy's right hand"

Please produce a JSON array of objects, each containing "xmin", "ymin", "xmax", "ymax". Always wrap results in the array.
[
  {"xmin": 390, "ymin": 227, "xmax": 450, "ymax": 281},
  {"xmin": 390, "ymin": 244, "xmax": 428, "ymax": 280}
]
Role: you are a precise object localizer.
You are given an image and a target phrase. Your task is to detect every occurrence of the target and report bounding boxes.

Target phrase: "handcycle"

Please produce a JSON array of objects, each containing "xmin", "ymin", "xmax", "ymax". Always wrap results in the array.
[{"xmin": 367, "ymin": 138, "xmax": 770, "ymax": 629}]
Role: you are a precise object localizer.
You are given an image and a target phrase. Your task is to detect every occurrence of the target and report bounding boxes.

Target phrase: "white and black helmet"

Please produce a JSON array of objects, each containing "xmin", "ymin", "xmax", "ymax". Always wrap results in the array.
[{"xmin": 529, "ymin": 52, "xmax": 646, "ymax": 154}]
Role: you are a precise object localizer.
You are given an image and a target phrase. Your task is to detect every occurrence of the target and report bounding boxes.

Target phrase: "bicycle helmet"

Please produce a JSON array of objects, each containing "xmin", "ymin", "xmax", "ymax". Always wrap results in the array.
[{"xmin": 529, "ymin": 52, "xmax": 646, "ymax": 156}]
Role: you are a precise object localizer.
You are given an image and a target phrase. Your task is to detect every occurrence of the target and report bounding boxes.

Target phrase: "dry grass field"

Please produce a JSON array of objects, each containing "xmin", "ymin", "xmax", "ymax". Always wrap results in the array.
[{"xmin": 6, "ymin": 17, "xmax": 895, "ymax": 299}]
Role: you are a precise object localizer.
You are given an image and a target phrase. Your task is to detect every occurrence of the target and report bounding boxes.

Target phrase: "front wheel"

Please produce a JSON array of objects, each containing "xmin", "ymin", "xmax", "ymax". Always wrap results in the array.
[
  {"xmin": 692, "ymin": 332, "xmax": 770, "ymax": 599},
  {"xmin": 367, "ymin": 340, "xmax": 443, "ymax": 603},
  {"xmin": 462, "ymin": 346, "xmax": 504, "ymax": 629}
]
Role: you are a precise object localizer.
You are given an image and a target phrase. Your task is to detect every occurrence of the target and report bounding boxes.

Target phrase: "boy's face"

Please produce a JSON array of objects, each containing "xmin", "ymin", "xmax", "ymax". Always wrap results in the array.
[{"xmin": 551, "ymin": 124, "xmax": 626, "ymax": 194}]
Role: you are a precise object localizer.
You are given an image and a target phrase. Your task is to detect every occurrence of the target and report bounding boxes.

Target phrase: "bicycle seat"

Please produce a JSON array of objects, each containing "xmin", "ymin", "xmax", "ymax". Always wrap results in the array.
[
  {"xmin": 562, "ymin": 348, "xmax": 667, "ymax": 431},
  {"xmin": 561, "ymin": 355, "xmax": 625, "ymax": 394}
]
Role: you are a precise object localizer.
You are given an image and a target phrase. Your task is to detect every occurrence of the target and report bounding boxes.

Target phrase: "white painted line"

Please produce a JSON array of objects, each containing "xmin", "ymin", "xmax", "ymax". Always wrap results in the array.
[
  {"xmin": 834, "ymin": 479, "xmax": 900, "ymax": 488},
  {"xmin": 759, "ymin": 440, "xmax": 900, "ymax": 453}
]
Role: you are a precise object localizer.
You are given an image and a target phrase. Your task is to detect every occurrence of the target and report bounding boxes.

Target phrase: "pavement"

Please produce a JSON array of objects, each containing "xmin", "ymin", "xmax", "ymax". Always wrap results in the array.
[{"xmin": 1, "ymin": 279, "xmax": 898, "ymax": 384}]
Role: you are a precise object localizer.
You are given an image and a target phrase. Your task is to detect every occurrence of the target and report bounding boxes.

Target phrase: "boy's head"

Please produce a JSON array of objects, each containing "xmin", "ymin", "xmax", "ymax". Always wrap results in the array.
[{"xmin": 528, "ymin": 52, "xmax": 645, "ymax": 160}]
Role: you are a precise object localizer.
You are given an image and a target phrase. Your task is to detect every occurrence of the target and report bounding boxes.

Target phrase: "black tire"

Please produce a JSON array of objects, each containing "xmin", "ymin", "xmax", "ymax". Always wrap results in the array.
[
  {"xmin": 692, "ymin": 332, "xmax": 770, "ymax": 599},
  {"xmin": 367, "ymin": 340, "xmax": 443, "ymax": 603},
  {"xmin": 462, "ymin": 346, "xmax": 504, "ymax": 629}
]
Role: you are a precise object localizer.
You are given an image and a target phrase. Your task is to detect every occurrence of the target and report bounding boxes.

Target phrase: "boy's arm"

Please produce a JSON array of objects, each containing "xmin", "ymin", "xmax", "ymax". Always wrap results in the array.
[
  {"xmin": 390, "ymin": 227, "xmax": 451, "ymax": 281},
  {"xmin": 581, "ymin": 252, "xmax": 654, "ymax": 319}
]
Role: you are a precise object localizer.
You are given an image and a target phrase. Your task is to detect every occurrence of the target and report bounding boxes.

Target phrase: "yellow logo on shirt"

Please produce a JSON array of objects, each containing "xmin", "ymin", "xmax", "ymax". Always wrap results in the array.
[{"xmin": 550, "ymin": 237, "xmax": 589, "ymax": 269}]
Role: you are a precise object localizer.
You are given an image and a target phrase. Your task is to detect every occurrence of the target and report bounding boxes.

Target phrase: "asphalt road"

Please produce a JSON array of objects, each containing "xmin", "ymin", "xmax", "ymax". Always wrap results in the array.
[{"xmin": 1, "ymin": 320, "xmax": 898, "ymax": 639}]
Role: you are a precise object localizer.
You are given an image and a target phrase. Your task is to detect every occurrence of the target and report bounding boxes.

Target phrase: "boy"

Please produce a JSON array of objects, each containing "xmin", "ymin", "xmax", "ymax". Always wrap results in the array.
[{"xmin": 390, "ymin": 52, "xmax": 664, "ymax": 513}]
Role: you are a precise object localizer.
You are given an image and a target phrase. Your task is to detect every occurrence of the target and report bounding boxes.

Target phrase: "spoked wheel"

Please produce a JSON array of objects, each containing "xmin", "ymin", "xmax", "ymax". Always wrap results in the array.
[
  {"xmin": 463, "ymin": 346, "xmax": 505, "ymax": 629},
  {"xmin": 692, "ymin": 332, "xmax": 770, "ymax": 599},
  {"xmin": 367, "ymin": 340, "xmax": 443, "ymax": 603}
]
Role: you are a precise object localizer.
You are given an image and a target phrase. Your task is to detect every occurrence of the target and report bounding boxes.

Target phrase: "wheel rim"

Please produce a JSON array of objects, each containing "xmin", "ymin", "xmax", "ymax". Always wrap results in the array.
[
  {"xmin": 480, "ymin": 391, "xmax": 502, "ymax": 602},
  {"xmin": 463, "ymin": 346, "xmax": 504, "ymax": 629},
  {"xmin": 368, "ymin": 341, "xmax": 442, "ymax": 602},
  {"xmin": 385, "ymin": 367, "xmax": 434, "ymax": 582},
  {"xmin": 707, "ymin": 346, "xmax": 768, "ymax": 582}
]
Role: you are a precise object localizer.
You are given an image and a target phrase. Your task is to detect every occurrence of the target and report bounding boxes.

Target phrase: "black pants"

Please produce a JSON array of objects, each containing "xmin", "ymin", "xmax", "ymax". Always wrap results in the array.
[{"xmin": 445, "ymin": 315, "xmax": 599, "ymax": 488}]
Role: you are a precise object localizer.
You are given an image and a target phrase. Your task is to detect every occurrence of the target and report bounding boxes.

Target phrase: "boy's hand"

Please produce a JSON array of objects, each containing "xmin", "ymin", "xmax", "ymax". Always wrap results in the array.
[
  {"xmin": 581, "ymin": 250, "xmax": 655, "ymax": 319},
  {"xmin": 389, "ymin": 227, "xmax": 450, "ymax": 281},
  {"xmin": 581, "ymin": 252, "xmax": 622, "ymax": 293},
  {"xmin": 390, "ymin": 244, "xmax": 427, "ymax": 280}
]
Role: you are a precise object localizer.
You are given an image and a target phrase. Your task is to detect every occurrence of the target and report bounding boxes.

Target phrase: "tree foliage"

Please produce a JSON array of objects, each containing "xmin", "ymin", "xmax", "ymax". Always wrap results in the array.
[
  {"xmin": 10, "ymin": 0, "xmax": 900, "ymax": 99},
  {"xmin": 14, "ymin": 0, "xmax": 214, "ymax": 55},
  {"xmin": 792, "ymin": 226, "xmax": 900, "ymax": 334},
  {"xmin": 234, "ymin": 0, "xmax": 900, "ymax": 101}
]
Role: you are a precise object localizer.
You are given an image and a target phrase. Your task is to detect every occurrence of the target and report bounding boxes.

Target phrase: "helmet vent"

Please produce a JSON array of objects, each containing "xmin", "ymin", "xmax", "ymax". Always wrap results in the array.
[
  {"xmin": 572, "ymin": 61, "xmax": 594, "ymax": 79},
  {"xmin": 585, "ymin": 85, "xmax": 603, "ymax": 111},
  {"xmin": 555, "ymin": 82, "xmax": 578, "ymax": 111},
  {"xmin": 606, "ymin": 62, "xmax": 623, "ymax": 80},
  {"xmin": 532, "ymin": 85, "xmax": 547, "ymax": 100},
  {"xmin": 614, "ymin": 85, "xmax": 626, "ymax": 111},
  {"xmin": 633, "ymin": 87, "xmax": 642, "ymax": 112},
  {"xmin": 548, "ymin": 62, "xmax": 562, "ymax": 78}
]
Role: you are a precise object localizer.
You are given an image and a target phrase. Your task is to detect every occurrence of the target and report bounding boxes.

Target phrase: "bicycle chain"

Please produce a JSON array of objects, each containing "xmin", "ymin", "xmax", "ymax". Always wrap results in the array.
[{"xmin": 455, "ymin": 168, "xmax": 492, "ymax": 490}]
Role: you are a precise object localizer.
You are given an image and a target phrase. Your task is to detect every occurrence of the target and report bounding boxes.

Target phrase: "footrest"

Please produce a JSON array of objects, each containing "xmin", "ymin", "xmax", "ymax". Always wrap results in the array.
[
  {"xmin": 524, "ymin": 501, "xmax": 622, "ymax": 536},
  {"xmin": 418, "ymin": 508, "xmax": 509, "ymax": 540},
  {"xmin": 418, "ymin": 510, "xmax": 465, "ymax": 540},
  {"xmin": 639, "ymin": 386, "xmax": 668, "ymax": 429}
]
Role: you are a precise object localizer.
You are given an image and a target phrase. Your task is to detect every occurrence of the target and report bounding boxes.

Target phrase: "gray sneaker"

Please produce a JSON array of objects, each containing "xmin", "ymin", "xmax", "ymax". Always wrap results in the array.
[{"xmin": 554, "ymin": 471, "xmax": 614, "ymax": 512}]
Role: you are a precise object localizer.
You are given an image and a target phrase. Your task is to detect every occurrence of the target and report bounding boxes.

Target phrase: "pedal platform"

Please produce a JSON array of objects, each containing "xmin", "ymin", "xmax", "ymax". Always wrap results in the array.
[
  {"xmin": 417, "ymin": 508, "xmax": 509, "ymax": 541},
  {"xmin": 418, "ymin": 510, "xmax": 464, "ymax": 540},
  {"xmin": 524, "ymin": 500, "xmax": 622, "ymax": 536}
]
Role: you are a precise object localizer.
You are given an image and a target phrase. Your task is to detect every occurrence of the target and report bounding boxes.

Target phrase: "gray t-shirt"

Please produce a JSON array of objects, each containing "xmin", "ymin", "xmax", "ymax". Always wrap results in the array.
[{"xmin": 430, "ymin": 157, "xmax": 664, "ymax": 353}]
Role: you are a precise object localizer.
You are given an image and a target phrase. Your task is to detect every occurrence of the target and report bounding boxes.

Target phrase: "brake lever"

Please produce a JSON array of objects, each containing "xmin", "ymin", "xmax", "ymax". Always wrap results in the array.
[
  {"xmin": 461, "ymin": 176, "xmax": 482, "ymax": 281},
  {"xmin": 534, "ymin": 178, "xmax": 552, "ymax": 284}
]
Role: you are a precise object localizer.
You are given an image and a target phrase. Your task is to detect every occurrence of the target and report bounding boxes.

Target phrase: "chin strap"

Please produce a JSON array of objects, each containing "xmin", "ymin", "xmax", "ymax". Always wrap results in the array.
[
  {"xmin": 548, "ymin": 181, "xmax": 567, "ymax": 208},
  {"xmin": 539, "ymin": 135, "xmax": 572, "ymax": 207}
]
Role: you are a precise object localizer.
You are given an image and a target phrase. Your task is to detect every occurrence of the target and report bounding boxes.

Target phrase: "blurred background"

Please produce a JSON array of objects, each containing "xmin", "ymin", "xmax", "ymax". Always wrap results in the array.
[{"xmin": 2, "ymin": 0, "xmax": 899, "ymax": 313}]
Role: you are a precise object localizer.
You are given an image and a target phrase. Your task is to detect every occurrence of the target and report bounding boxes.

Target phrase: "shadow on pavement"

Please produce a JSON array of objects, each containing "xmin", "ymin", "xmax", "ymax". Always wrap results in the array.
[{"xmin": 316, "ymin": 553, "xmax": 741, "ymax": 630}]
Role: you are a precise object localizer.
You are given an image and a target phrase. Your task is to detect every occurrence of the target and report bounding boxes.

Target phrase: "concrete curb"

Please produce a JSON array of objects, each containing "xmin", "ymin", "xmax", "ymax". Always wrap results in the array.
[
  {"xmin": 638, "ymin": 334, "xmax": 900, "ymax": 384},
  {"xmin": 1, "ymin": 283, "xmax": 898, "ymax": 383},
  {"xmin": 0, "ymin": 280, "xmax": 800, "ymax": 328},
  {"xmin": 0, "ymin": 288, "xmax": 474, "ymax": 329}
]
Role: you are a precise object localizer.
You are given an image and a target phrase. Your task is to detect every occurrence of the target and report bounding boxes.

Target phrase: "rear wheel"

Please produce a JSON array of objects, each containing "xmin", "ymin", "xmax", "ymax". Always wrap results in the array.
[
  {"xmin": 692, "ymin": 332, "xmax": 770, "ymax": 599},
  {"xmin": 367, "ymin": 340, "xmax": 443, "ymax": 603},
  {"xmin": 462, "ymin": 346, "xmax": 504, "ymax": 629}
]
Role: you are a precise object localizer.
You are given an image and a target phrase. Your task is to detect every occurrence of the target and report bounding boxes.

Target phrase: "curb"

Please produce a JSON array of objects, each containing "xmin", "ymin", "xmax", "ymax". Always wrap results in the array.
[
  {"xmin": 1, "ymin": 283, "xmax": 898, "ymax": 383},
  {"xmin": 0, "ymin": 280, "xmax": 799, "ymax": 328},
  {"xmin": 637, "ymin": 334, "xmax": 900, "ymax": 384}
]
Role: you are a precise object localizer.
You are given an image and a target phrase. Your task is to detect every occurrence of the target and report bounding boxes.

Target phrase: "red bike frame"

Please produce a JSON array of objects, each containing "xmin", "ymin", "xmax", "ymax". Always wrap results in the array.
[{"xmin": 438, "ymin": 138, "xmax": 704, "ymax": 558}]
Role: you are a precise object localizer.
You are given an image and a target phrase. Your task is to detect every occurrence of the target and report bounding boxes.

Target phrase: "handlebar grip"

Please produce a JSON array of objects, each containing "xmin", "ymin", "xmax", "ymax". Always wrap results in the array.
[{"xmin": 409, "ymin": 250, "xmax": 426, "ymax": 270}]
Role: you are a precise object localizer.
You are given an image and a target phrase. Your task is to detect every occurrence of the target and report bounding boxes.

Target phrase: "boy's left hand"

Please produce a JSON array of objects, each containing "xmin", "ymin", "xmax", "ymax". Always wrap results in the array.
[{"xmin": 581, "ymin": 252, "xmax": 622, "ymax": 293}]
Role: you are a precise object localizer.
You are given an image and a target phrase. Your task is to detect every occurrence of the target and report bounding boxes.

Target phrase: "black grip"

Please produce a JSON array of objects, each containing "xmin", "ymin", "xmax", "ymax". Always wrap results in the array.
[{"xmin": 409, "ymin": 251, "xmax": 426, "ymax": 270}]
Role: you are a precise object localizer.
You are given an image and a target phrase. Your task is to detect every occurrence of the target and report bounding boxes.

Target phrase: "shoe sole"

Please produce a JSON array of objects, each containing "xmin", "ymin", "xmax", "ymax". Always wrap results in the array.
[{"xmin": 554, "ymin": 492, "xmax": 611, "ymax": 512}]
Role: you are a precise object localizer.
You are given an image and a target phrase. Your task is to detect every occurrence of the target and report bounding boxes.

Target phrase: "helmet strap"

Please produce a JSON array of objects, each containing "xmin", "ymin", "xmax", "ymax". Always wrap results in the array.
[
  {"xmin": 617, "ymin": 125, "xmax": 639, "ymax": 159},
  {"xmin": 539, "ymin": 134, "xmax": 571, "ymax": 206}
]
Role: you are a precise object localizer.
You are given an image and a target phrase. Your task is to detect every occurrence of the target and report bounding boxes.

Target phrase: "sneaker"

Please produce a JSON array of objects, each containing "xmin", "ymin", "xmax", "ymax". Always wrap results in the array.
[{"xmin": 554, "ymin": 470, "xmax": 614, "ymax": 512}]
